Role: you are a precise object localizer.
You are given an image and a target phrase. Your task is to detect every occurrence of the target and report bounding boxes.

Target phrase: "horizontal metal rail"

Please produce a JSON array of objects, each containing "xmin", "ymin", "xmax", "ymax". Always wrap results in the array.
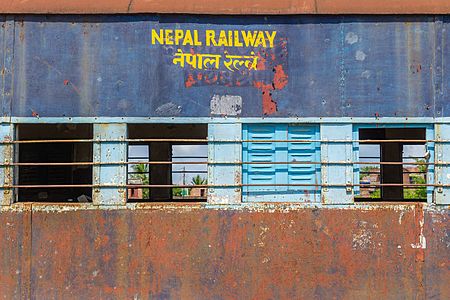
[
  {"xmin": 0, "ymin": 161, "xmax": 441, "ymax": 166},
  {"xmin": 0, "ymin": 138, "xmax": 446, "ymax": 144},
  {"xmin": 3, "ymin": 183, "xmax": 447, "ymax": 188}
]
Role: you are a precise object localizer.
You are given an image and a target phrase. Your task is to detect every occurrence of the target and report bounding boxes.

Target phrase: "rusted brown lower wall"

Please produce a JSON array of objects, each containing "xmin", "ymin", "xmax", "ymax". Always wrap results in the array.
[{"xmin": 0, "ymin": 204, "xmax": 448, "ymax": 299}]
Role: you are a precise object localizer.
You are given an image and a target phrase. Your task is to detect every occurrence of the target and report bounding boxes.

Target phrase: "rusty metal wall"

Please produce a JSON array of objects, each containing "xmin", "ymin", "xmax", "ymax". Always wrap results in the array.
[
  {"xmin": 0, "ymin": 204, "xmax": 448, "ymax": 298},
  {"xmin": 0, "ymin": 0, "xmax": 450, "ymax": 14}
]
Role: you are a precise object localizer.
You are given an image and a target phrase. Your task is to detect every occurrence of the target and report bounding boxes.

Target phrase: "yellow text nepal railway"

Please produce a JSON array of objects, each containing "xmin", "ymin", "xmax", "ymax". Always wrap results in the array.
[{"xmin": 151, "ymin": 29, "xmax": 277, "ymax": 48}]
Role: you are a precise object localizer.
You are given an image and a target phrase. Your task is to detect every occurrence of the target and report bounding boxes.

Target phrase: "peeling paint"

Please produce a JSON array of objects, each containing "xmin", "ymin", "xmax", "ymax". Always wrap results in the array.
[
  {"xmin": 210, "ymin": 94, "xmax": 242, "ymax": 116},
  {"xmin": 155, "ymin": 102, "xmax": 182, "ymax": 116},
  {"xmin": 356, "ymin": 50, "xmax": 367, "ymax": 61},
  {"xmin": 411, "ymin": 207, "xmax": 427, "ymax": 249},
  {"xmin": 345, "ymin": 32, "xmax": 359, "ymax": 44}
]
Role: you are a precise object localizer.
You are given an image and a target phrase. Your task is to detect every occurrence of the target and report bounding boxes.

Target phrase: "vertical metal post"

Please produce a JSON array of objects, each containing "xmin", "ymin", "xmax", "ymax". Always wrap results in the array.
[
  {"xmin": 0, "ymin": 17, "xmax": 15, "ymax": 205},
  {"xmin": 434, "ymin": 124, "xmax": 449, "ymax": 205},
  {"xmin": 321, "ymin": 124, "xmax": 353, "ymax": 204},
  {"xmin": 0, "ymin": 123, "xmax": 14, "ymax": 205},
  {"xmin": 93, "ymin": 123, "xmax": 127, "ymax": 206},
  {"xmin": 208, "ymin": 123, "xmax": 242, "ymax": 204},
  {"xmin": 426, "ymin": 126, "xmax": 435, "ymax": 204}
]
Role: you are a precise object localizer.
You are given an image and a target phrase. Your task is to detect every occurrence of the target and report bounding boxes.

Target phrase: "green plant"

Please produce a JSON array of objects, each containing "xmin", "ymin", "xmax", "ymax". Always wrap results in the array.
[
  {"xmin": 404, "ymin": 159, "xmax": 427, "ymax": 199},
  {"xmin": 191, "ymin": 175, "xmax": 207, "ymax": 185},
  {"xmin": 172, "ymin": 187, "xmax": 183, "ymax": 197},
  {"xmin": 130, "ymin": 163, "xmax": 150, "ymax": 199},
  {"xmin": 359, "ymin": 166, "xmax": 379, "ymax": 181},
  {"xmin": 371, "ymin": 189, "xmax": 381, "ymax": 199}
]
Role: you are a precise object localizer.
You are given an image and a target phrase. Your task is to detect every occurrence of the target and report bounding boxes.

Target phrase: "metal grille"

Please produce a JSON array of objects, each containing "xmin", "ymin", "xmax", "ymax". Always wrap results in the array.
[{"xmin": 3, "ymin": 133, "xmax": 448, "ymax": 203}]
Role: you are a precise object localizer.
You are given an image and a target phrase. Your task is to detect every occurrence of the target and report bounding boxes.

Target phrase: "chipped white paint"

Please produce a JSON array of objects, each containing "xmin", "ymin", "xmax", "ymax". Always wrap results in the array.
[
  {"xmin": 352, "ymin": 221, "xmax": 374, "ymax": 250},
  {"xmin": 398, "ymin": 211, "xmax": 405, "ymax": 224},
  {"xmin": 258, "ymin": 225, "xmax": 269, "ymax": 248},
  {"xmin": 210, "ymin": 94, "xmax": 242, "ymax": 116},
  {"xmin": 356, "ymin": 50, "xmax": 367, "ymax": 61},
  {"xmin": 155, "ymin": 102, "xmax": 182, "ymax": 116},
  {"xmin": 361, "ymin": 70, "xmax": 371, "ymax": 79},
  {"xmin": 352, "ymin": 230, "xmax": 373, "ymax": 250},
  {"xmin": 352, "ymin": 220, "xmax": 385, "ymax": 250},
  {"xmin": 345, "ymin": 32, "xmax": 359, "ymax": 44},
  {"xmin": 411, "ymin": 219, "xmax": 427, "ymax": 249}
]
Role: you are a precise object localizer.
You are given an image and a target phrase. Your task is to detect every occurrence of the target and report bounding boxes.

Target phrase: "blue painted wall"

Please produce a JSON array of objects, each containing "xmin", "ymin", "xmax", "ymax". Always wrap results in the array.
[{"xmin": 1, "ymin": 15, "xmax": 448, "ymax": 118}]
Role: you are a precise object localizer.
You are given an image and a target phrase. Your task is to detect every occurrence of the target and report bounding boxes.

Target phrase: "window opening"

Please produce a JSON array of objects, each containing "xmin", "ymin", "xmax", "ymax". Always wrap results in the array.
[
  {"xmin": 16, "ymin": 124, "xmax": 93, "ymax": 203},
  {"xmin": 356, "ymin": 128, "xmax": 428, "ymax": 202},
  {"xmin": 359, "ymin": 144, "xmax": 381, "ymax": 198},
  {"xmin": 127, "ymin": 124, "xmax": 208, "ymax": 202}
]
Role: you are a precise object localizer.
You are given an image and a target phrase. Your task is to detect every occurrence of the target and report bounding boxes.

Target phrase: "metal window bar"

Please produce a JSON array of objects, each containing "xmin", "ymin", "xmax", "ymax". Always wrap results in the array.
[
  {"xmin": 6, "ymin": 183, "xmax": 450, "ymax": 189},
  {"xmin": 357, "ymin": 139, "xmax": 429, "ymax": 199},
  {"xmin": 2, "ymin": 138, "xmax": 450, "ymax": 143},
  {"xmin": 4, "ymin": 137, "xmax": 445, "ymax": 190}
]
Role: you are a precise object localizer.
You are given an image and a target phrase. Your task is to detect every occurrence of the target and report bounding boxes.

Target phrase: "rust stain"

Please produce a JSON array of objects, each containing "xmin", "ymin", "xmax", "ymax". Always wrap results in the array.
[
  {"xmin": 256, "ymin": 52, "xmax": 267, "ymax": 70},
  {"xmin": 410, "ymin": 63, "xmax": 422, "ymax": 74},
  {"xmin": 272, "ymin": 65, "xmax": 288, "ymax": 89},
  {"xmin": 412, "ymin": 204, "xmax": 426, "ymax": 299},
  {"xmin": 253, "ymin": 64, "xmax": 288, "ymax": 115},
  {"xmin": 204, "ymin": 73, "xmax": 218, "ymax": 85},
  {"xmin": 253, "ymin": 81, "xmax": 277, "ymax": 115},
  {"xmin": 184, "ymin": 73, "xmax": 196, "ymax": 88}
]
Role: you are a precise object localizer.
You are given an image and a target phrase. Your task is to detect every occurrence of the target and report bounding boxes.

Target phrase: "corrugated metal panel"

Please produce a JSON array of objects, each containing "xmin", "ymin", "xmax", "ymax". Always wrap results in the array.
[{"xmin": 243, "ymin": 124, "xmax": 320, "ymax": 202}]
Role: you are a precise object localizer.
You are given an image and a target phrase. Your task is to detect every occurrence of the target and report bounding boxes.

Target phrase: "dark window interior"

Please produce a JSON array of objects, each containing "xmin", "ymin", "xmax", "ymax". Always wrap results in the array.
[
  {"xmin": 127, "ymin": 124, "xmax": 207, "ymax": 202},
  {"xmin": 17, "ymin": 124, "xmax": 93, "ymax": 203},
  {"xmin": 357, "ymin": 128, "xmax": 428, "ymax": 202}
]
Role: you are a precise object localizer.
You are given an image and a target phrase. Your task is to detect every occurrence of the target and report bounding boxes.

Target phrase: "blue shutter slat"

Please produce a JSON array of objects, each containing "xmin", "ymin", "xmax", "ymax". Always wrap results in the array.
[{"xmin": 287, "ymin": 125, "xmax": 320, "ymax": 194}]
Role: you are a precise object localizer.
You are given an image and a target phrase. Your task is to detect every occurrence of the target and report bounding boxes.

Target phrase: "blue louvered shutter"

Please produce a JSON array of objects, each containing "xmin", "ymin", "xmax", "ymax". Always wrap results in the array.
[{"xmin": 243, "ymin": 124, "xmax": 320, "ymax": 202}]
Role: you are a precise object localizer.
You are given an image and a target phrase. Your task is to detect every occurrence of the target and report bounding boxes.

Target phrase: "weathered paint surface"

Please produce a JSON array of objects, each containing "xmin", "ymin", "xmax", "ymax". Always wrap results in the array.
[
  {"xmin": 0, "ymin": 205, "xmax": 31, "ymax": 298},
  {"xmin": 0, "ymin": 204, "xmax": 447, "ymax": 298},
  {"xmin": 0, "ymin": 13, "xmax": 448, "ymax": 299},
  {"xmin": 1, "ymin": 0, "xmax": 450, "ymax": 14},
  {"xmin": 2, "ymin": 15, "xmax": 450, "ymax": 118}
]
